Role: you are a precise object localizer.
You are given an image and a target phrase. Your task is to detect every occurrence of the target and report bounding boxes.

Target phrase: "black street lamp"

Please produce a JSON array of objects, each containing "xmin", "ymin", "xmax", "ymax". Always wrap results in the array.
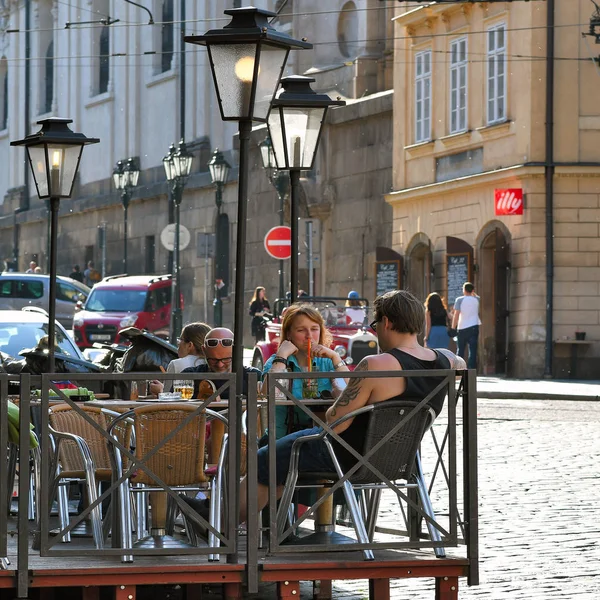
[
  {"xmin": 268, "ymin": 75, "xmax": 345, "ymax": 303},
  {"xmin": 185, "ymin": 6, "xmax": 310, "ymax": 381},
  {"xmin": 11, "ymin": 118, "xmax": 99, "ymax": 372},
  {"xmin": 112, "ymin": 157, "xmax": 140, "ymax": 274},
  {"xmin": 185, "ymin": 7, "xmax": 310, "ymax": 546},
  {"xmin": 163, "ymin": 139, "xmax": 193, "ymax": 344},
  {"xmin": 259, "ymin": 135, "xmax": 289, "ymax": 302},
  {"xmin": 208, "ymin": 148, "xmax": 231, "ymax": 327}
]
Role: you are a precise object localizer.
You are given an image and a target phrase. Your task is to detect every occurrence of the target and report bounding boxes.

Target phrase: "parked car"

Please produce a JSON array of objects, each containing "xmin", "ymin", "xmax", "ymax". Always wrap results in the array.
[
  {"xmin": 72, "ymin": 274, "xmax": 177, "ymax": 349},
  {"xmin": 0, "ymin": 273, "xmax": 90, "ymax": 328},
  {"xmin": 0, "ymin": 308, "xmax": 85, "ymax": 360},
  {"xmin": 251, "ymin": 296, "xmax": 379, "ymax": 371}
]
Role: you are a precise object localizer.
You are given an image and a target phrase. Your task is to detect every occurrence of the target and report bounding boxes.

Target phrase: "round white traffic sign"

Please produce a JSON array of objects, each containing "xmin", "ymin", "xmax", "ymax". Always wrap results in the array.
[
  {"xmin": 160, "ymin": 223, "xmax": 191, "ymax": 252},
  {"xmin": 264, "ymin": 226, "xmax": 292, "ymax": 260}
]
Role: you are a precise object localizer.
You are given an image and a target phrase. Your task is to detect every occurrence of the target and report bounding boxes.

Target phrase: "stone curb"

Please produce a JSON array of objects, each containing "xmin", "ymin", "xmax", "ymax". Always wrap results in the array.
[{"xmin": 477, "ymin": 391, "xmax": 600, "ymax": 401}]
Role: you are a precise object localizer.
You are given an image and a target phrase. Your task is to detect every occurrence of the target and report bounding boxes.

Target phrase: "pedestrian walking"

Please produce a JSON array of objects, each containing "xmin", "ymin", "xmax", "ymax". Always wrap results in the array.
[
  {"xmin": 424, "ymin": 292, "xmax": 450, "ymax": 349},
  {"xmin": 249, "ymin": 286, "xmax": 271, "ymax": 344},
  {"xmin": 69, "ymin": 264, "xmax": 84, "ymax": 283},
  {"xmin": 25, "ymin": 260, "xmax": 37, "ymax": 273},
  {"xmin": 84, "ymin": 261, "xmax": 101, "ymax": 287},
  {"xmin": 451, "ymin": 282, "xmax": 480, "ymax": 370}
]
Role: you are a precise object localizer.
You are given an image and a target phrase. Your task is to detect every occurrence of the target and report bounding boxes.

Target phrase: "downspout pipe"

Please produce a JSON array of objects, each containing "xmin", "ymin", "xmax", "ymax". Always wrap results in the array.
[
  {"xmin": 14, "ymin": 0, "xmax": 32, "ymax": 267},
  {"xmin": 544, "ymin": 0, "xmax": 555, "ymax": 377}
]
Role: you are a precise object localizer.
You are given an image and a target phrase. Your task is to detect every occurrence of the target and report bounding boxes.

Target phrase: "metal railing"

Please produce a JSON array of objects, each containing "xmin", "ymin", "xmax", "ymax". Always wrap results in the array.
[
  {"xmin": 1, "ymin": 367, "xmax": 478, "ymax": 596},
  {"xmin": 261, "ymin": 368, "xmax": 478, "ymax": 584}
]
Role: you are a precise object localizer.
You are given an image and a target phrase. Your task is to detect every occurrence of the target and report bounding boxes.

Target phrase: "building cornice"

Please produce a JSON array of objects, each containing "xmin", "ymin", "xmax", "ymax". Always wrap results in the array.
[{"xmin": 385, "ymin": 164, "xmax": 545, "ymax": 206}]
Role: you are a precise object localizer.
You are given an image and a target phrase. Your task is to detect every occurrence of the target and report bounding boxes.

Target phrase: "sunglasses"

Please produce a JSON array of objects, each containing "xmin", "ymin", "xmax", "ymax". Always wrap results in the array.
[
  {"xmin": 369, "ymin": 319, "xmax": 379, "ymax": 331},
  {"xmin": 205, "ymin": 338, "xmax": 234, "ymax": 348}
]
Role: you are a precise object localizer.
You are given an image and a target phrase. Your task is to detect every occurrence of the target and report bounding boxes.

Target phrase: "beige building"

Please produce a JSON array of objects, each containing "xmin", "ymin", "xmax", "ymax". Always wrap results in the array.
[{"xmin": 387, "ymin": 1, "xmax": 600, "ymax": 379}]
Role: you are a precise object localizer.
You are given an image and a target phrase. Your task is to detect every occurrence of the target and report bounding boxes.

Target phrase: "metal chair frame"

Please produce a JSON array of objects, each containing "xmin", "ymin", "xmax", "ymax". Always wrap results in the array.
[{"xmin": 275, "ymin": 401, "xmax": 447, "ymax": 560}]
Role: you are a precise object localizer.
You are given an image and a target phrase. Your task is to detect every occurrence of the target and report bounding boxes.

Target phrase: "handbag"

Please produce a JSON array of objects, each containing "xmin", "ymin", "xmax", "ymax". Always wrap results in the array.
[{"xmin": 447, "ymin": 327, "xmax": 458, "ymax": 338}]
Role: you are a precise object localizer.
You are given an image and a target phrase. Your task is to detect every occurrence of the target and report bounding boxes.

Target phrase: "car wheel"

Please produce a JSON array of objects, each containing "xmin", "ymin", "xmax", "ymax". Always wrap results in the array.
[{"xmin": 252, "ymin": 351, "xmax": 264, "ymax": 371}]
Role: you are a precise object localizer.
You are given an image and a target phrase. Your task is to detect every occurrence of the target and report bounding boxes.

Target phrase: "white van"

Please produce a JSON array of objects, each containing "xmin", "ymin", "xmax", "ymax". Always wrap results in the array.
[{"xmin": 0, "ymin": 273, "xmax": 90, "ymax": 327}]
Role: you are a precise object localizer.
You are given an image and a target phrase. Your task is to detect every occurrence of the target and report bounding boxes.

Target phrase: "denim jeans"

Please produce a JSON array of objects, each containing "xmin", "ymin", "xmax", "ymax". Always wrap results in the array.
[{"xmin": 457, "ymin": 325, "xmax": 479, "ymax": 370}]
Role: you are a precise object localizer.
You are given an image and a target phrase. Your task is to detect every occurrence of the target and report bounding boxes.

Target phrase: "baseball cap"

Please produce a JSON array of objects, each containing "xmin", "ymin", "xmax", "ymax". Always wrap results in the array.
[{"xmin": 348, "ymin": 291, "xmax": 360, "ymax": 299}]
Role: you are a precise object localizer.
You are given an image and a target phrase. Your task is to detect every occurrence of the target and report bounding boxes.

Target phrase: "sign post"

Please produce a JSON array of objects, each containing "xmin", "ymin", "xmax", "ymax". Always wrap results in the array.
[{"xmin": 264, "ymin": 226, "xmax": 292, "ymax": 260}]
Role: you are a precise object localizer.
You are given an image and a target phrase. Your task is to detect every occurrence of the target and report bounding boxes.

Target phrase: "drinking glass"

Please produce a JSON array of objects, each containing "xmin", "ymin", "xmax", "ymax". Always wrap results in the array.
[
  {"xmin": 174, "ymin": 380, "xmax": 194, "ymax": 400},
  {"xmin": 301, "ymin": 366, "xmax": 319, "ymax": 399}
]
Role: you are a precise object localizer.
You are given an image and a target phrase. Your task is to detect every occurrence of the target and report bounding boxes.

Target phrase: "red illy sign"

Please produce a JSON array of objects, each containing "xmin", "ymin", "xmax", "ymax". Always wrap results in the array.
[
  {"xmin": 264, "ymin": 226, "xmax": 292, "ymax": 260},
  {"xmin": 495, "ymin": 189, "xmax": 523, "ymax": 216}
]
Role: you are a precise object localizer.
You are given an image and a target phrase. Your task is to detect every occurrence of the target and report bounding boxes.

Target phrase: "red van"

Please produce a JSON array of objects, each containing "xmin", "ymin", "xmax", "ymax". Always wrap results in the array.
[{"xmin": 72, "ymin": 274, "xmax": 179, "ymax": 349}]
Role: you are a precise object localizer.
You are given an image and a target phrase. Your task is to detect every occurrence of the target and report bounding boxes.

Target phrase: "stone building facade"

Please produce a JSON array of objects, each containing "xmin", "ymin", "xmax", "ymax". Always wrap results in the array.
[
  {"xmin": 0, "ymin": 0, "xmax": 394, "ymax": 346},
  {"xmin": 388, "ymin": 1, "xmax": 600, "ymax": 378}
]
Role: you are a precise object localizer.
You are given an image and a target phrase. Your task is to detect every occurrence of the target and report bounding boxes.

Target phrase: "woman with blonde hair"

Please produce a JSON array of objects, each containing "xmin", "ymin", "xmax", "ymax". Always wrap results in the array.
[
  {"xmin": 424, "ymin": 292, "xmax": 450, "ymax": 349},
  {"xmin": 263, "ymin": 303, "xmax": 349, "ymax": 438}
]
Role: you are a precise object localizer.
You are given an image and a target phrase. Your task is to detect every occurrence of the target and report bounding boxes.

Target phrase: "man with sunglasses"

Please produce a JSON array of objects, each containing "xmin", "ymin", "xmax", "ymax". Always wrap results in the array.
[{"xmin": 181, "ymin": 327, "xmax": 261, "ymax": 400}]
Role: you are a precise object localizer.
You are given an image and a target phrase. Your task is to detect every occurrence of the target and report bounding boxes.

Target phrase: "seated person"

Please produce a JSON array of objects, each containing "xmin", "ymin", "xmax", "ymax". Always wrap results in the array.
[
  {"xmin": 236, "ymin": 289, "xmax": 465, "ymax": 524},
  {"xmin": 180, "ymin": 327, "xmax": 261, "ymax": 401},
  {"xmin": 262, "ymin": 303, "xmax": 349, "ymax": 439},
  {"xmin": 345, "ymin": 290, "xmax": 367, "ymax": 324},
  {"xmin": 149, "ymin": 322, "xmax": 210, "ymax": 394}
]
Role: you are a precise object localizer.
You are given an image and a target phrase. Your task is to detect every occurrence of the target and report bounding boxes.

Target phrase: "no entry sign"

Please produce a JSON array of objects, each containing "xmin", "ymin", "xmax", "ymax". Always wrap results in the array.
[{"xmin": 264, "ymin": 226, "xmax": 292, "ymax": 260}]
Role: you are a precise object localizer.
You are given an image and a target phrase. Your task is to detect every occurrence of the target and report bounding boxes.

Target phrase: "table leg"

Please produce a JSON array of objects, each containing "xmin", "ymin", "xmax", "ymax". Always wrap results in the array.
[
  {"xmin": 149, "ymin": 492, "xmax": 167, "ymax": 535},
  {"xmin": 315, "ymin": 483, "xmax": 334, "ymax": 533},
  {"xmin": 570, "ymin": 344, "xmax": 578, "ymax": 380}
]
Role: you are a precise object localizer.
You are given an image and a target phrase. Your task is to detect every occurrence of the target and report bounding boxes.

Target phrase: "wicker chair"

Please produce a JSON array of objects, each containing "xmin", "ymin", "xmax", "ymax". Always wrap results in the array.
[
  {"xmin": 108, "ymin": 404, "xmax": 228, "ymax": 562},
  {"xmin": 276, "ymin": 400, "xmax": 445, "ymax": 560},
  {"xmin": 48, "ymin": 404, "xmax": 132, "ymax": 549}
]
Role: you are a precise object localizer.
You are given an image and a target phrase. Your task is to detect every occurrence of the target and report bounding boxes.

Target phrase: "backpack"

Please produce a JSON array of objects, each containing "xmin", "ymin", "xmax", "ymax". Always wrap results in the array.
[{"xmin": 89, "ymin": 269, "xmax": 101, "ymax": 283}]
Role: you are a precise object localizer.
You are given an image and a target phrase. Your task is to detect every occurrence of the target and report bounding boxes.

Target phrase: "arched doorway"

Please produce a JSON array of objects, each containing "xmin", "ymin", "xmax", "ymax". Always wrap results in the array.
[
  {"xmin": 406, "ymin": 234, "xmax": 433, "ymax": 302},
  {"xmin": 477, "ymin": 223, "xmax": 511, "ymax": 375}
]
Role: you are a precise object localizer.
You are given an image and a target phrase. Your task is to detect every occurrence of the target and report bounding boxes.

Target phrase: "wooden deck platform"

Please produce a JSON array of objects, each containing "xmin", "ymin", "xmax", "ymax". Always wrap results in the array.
[{"xmin": 1, "ymin": 521, "xmax": 469, "ymax": 599}]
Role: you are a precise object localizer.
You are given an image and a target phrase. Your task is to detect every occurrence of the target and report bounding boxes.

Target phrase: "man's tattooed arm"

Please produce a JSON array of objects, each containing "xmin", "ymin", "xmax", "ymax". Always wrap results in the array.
[{"xmin": 328, "ymin": 358, "xmax": 369, "ymax": 419}]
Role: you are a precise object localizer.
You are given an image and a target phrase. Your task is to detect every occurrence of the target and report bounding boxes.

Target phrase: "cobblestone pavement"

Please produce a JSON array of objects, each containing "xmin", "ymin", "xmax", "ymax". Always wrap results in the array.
[{"xmin": 246, "ymin": 398, "xmax": 600, "ymax": 599}]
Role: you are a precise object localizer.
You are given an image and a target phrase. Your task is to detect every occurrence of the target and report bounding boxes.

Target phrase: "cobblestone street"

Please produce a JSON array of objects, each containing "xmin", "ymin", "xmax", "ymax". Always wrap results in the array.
[{"xmin": 319, "ymin": 398, "xmax": 600, "ymax": 599}]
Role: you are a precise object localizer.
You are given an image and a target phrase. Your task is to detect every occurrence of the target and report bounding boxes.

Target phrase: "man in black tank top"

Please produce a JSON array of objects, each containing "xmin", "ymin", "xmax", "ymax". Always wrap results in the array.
[{"xmin": 236, "ymin": 290, "xmax": 464, "ymax": 524}]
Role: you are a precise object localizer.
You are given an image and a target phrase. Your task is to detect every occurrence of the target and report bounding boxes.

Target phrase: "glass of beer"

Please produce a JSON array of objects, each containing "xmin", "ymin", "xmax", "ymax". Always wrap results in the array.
[{"xmin": 173, "ymin": 380, "xmax": 194, "ymax": 400}]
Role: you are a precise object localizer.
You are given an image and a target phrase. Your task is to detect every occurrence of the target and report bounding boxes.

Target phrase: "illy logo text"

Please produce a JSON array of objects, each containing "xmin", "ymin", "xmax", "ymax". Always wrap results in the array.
[{"xmin": 495, "ymin": 189, "xmax": 523, "ymax": 216}]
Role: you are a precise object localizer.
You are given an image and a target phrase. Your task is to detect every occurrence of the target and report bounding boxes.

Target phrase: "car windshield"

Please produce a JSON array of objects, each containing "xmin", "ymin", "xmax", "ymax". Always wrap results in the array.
[
  {"xmin": 319, "ymin": 305, "xmax": 373, "ymax": 328},
  {"xmin": 0, "ymin": 321, "xmax": 80, "ymax": 358},
  {"xmin": 85, "ymin": 289, "xmax": 148, "ymax": 312}
]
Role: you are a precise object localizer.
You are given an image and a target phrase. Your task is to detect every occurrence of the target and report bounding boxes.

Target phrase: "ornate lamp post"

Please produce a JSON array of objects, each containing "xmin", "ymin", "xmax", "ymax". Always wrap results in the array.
[
  {"xmin": 163, "ymin": 139, "xmax": 193, "ymax": 343},
  {"xmin": 185, "ymin": 6, "xmax": 310, "ymax": 381},
  {"xmin": 185, "ymin": 7, "xmax": 310, "ymax": 546},
  {"xmin": 208, "ymin": 148, "xmax": 231, "ymax": 327},
  {"xmin": 112, "ymin": 157, "xmax": 140, "ymax": 273},
  {"xmin": 11, "ymin": 118, "xmax": 99, "ymax": 372},
  {"xmin": 268, "ymin": 75, "xmax": 344, "ymax": 302},
  {"xmin": 259, "ymin": 135, "xmax": 289, "ymax": 302}
]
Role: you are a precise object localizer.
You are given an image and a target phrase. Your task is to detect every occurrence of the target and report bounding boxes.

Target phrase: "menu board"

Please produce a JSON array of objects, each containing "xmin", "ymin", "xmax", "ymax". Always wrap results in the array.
[
  {"xmin": 375, "ymin": 260, "xmax": 400, "ymax": 297},
  {"xmin": 447, "ymin": 254, "xmax": 469, "ymax": 306}
]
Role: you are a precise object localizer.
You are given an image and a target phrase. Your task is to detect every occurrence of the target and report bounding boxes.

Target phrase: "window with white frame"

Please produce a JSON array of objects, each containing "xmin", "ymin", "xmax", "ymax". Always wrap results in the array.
[
  {"xmin": 487, "ymin": 23, "xmax": 506, "ymax": 125},
  {"xmin": 449, "ymin": 37, "xmax": 467, "ymax": 134},
  {"xmin": 415, "ymin": 50, "xmax": 432, "ymax": 143}
]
